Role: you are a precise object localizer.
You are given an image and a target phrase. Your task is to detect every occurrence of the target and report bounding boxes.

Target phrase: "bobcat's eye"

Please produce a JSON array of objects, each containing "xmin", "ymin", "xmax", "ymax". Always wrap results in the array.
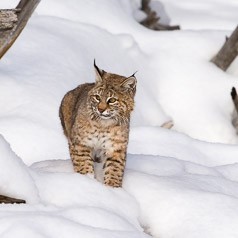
[
  {"xmin": 107, "ymin": 97, "xmax": 117, "ymax": 104},
  {"xmin": 94, "ymin": 95, "xmax": 101, "ymax": 102}
]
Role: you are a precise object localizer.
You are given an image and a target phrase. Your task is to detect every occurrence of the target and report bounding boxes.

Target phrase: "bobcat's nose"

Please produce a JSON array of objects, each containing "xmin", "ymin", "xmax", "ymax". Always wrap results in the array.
[
  {"xmin": 98, "ymin": 103, "xmax": 107, "ymax": 114},
  {"xmin": 98, "ymin": 107, "xmax": 105, "ymax": 113}
]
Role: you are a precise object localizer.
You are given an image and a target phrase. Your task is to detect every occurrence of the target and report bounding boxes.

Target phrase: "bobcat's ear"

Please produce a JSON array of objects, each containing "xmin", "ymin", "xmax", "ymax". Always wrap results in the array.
[
  {"xmin": 121, "ymin": 75, "xmax": 137, "ymax": 92},
  {"xmin": 94, "ymin": 59, "xmax": 105, "ymax": 83}
]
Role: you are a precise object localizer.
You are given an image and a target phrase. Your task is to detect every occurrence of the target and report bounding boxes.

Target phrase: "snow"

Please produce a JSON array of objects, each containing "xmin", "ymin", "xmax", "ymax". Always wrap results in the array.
[
  {"xmin": 150, "ymin": 0, "xmax": 238, "ymax": 30},
  {"xmin": 0, "ymin": 135, "xmax": 39, "ymax": 203},
  {"xmin": 0, "ymin": 0, "xmax": 238, "ymax": 237}
]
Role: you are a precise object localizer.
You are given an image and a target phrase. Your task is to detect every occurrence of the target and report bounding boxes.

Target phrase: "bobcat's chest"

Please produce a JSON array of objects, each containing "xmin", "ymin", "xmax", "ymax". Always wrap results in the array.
[
  {"xmin": 80, "ymin": 125, "xmax": 114, "ymax": 152},
  {"xmin": 89, "ymin": 130, "xmax": 112, "ymax": 150}
]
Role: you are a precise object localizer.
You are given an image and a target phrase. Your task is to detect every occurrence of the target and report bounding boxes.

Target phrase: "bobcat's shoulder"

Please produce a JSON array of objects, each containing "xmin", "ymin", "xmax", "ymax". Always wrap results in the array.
[{"xmin": 59, "ymin": 83, "xmax": 94, "ymax": 137}]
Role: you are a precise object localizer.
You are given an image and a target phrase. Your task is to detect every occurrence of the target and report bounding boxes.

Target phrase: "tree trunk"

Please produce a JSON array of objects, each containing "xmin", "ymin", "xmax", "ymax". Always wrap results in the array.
[
  {"xmin": 0, "ymin": 0, "xmax": 40, "ymax": 59},
  {"xmin": 211, "ymin": 26, "xmax": 238, "ymax": 71}
]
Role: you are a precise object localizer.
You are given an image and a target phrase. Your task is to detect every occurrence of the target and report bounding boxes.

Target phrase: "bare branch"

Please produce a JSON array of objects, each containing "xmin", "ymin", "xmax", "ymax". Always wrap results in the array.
[
  {"xmin": 211, "ymin": 26, "xmax": 238, "ymax": 71},
  {"xmin": 140, "ymin": 0, "xmax": 180, "ymax": 31},
  {"xmin": 0, "ymin": 0, "xmax": 40, "ymax": 59}
]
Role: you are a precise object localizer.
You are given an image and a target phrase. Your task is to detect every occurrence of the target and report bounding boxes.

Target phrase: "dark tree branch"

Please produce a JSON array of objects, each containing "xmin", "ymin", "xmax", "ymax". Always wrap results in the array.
[
  {"xmin": 0, "ymin": 0, "xmax": 40, "ymax": 59},
  {"xmin": 140, "ymin": 0, "xmax": 180, "ymax": 31},
  {"xmin": 211, "ymin": 26, "xmax": 238, "ymax": 71},
  {"xmin": 0, "ymin": 195, "xmax": 25, "ymax": 204}
]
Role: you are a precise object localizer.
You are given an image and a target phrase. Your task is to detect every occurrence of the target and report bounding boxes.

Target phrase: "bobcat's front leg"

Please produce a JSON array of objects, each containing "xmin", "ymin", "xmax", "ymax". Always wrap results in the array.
[
  {"xmin": 103, "ymin": 148, "xmax": 127, "ymax": 188},
  {"xmin": 69, "ymin": 142, "xmax": 94, "ymax": 176}
]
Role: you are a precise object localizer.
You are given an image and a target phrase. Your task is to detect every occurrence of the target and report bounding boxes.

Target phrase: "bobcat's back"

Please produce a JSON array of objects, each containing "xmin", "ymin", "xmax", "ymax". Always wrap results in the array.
[{"xmin": 59, "ymin": 83, "xmax": 94, "ymax": 137}]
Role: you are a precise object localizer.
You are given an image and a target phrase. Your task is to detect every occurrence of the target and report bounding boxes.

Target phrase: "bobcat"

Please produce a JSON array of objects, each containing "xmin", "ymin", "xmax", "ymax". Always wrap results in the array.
[{"xmin": 59, "ymin": 61, "xmax": 136, "ymax": 187}]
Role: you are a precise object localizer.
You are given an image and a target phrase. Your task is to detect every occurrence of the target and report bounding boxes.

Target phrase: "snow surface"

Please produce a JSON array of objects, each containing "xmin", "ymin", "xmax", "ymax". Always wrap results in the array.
[{"xmin": 0, "ymin": 0, "xmax": 238, "ymax": 237}]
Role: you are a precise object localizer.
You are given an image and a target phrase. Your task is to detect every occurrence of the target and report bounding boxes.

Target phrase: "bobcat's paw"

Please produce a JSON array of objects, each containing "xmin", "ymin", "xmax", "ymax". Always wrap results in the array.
[{"xmin": 104, "ymin": 179, "xmax": 122, "ymax": 188}]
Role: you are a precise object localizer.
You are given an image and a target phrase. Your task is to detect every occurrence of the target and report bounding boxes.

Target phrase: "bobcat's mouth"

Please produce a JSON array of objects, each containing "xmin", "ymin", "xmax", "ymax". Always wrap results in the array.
[{"xmin": 99, "ymin": 113, "xmax": 112, "ymax": 119}]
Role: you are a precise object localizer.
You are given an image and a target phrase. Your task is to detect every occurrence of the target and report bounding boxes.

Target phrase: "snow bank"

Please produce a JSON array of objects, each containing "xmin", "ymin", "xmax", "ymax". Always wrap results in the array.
[
  {"xmin": 129, "ymin": 127, "xmax": 238, "ymax": 166},
  {"xmin": 0, "ymin": 205, "xmax": 149, "ymax": 238},
  {"xmin": 29, "ymin": 154, "xmax": 238, "ymax": 238},
  {"xmin": 150, "ymin": 0, "xmax": 238, "ymax": 30},
  {"xmin": 0, "ymin": 0, "xmax": 238, "ymax": 237},
  {"xmin": 0, "ymin": 135, "xmax": 38, "ymax": 203},
  {"xmin": 125, "ymin": 168, "xmax": 238, "ymax": 238}
]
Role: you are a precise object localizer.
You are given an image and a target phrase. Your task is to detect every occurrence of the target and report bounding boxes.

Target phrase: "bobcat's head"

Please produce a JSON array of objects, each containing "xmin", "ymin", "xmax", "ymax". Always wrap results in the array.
[{"xmin": 88, "ymin": 61, "xmax": 137, "ymax": 125}]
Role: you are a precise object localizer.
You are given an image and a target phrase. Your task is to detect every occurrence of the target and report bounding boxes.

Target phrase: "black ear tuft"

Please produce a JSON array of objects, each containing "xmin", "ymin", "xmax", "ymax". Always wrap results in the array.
[
  {"xmin": 94, "ymin": 59, "xmax": 102, "ymax": 75},
  {"xmin": 131, "ymin": 71, "xmax": 138, "ymax": 78},
  {"xmin": 94, "ymin": 59, "xmax": 105, "ymax": 83}
]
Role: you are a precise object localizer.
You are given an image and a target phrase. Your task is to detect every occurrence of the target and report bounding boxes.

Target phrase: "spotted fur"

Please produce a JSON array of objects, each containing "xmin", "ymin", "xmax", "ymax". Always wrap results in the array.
[{"xmin": 59, "ymin": 62, "xmax": 136, "ymax": 187}]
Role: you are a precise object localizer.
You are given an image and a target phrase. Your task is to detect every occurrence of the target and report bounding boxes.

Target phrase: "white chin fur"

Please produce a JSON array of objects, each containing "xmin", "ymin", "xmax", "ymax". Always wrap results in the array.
[{"xmin": 100, "ymin": 114, "xmax": 111, "ymax": 119}]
